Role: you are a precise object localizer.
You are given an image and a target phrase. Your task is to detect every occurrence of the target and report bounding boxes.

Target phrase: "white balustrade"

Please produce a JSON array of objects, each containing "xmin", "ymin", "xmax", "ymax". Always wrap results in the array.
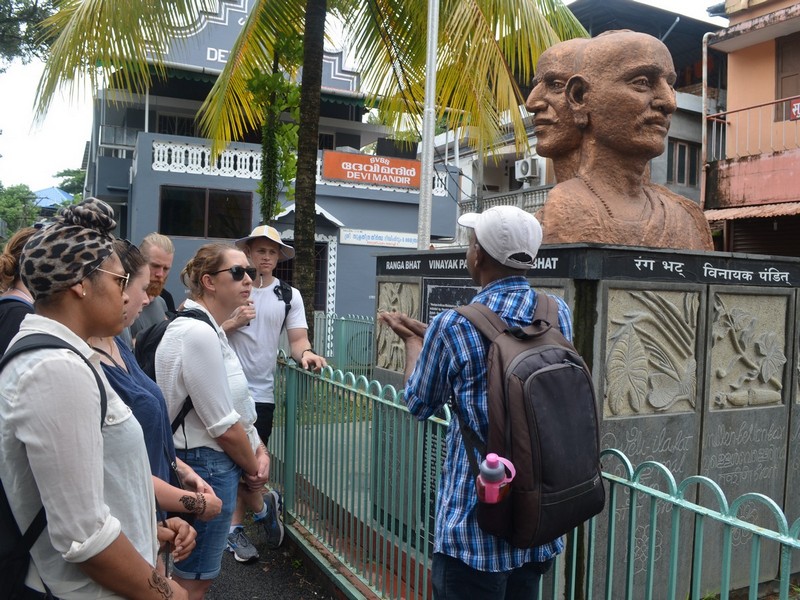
[{"xmin": 152, "ymin": 141, "xmax": 261, "ymax": 179}]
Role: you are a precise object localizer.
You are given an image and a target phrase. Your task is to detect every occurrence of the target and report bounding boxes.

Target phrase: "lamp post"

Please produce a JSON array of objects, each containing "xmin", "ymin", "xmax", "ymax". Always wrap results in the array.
[{"xmin": 416, "ymin": 0, "xmax": 440, "ymax": 250}]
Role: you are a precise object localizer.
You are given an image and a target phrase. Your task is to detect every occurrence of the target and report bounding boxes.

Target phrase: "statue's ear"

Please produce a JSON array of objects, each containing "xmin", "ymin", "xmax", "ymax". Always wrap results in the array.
[{"xmin": 566, "ymin": 75, "xmax": 589, "ymax": 128}]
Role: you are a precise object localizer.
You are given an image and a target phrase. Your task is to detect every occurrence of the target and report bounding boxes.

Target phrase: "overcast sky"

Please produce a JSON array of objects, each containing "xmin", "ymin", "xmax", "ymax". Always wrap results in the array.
[{"xmin": 0, "ymin": 0, "xmax": 727, "ymax": 193}]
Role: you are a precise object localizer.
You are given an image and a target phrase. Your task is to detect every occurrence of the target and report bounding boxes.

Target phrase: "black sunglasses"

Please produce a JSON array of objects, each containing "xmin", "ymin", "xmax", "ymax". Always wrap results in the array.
[{"xmin": 209, "ymin": 265, "xmax": 257, "ymax": 281}]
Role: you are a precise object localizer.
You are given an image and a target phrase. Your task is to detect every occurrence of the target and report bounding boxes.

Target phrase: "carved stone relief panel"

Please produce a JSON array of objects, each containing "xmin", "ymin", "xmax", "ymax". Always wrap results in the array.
[
  {"xmin": 376, "ymin": 281, "xmax": 420, "ymax": 371},
  {"xmin": 604, "ymin": 289, "xmax": 701, "ymax": 418},
  {"xmin": 709, "ymin": 293, "xmax": 787, "ymax": 411}
]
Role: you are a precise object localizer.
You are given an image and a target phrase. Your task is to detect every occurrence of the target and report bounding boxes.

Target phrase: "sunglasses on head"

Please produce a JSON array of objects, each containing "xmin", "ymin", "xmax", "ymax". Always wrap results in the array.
[{"xmin": 209, "ymin": 265, "xmax": 257, "ymax": 281}]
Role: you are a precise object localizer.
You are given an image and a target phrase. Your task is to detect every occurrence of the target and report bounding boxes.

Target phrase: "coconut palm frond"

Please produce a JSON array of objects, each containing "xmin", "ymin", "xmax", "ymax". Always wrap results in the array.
[
  {"xmin": 349, "ymin": 0, "xmax": 427, "ymax": 120},
  {"xmin": 34, "ymin": 0, "xmax": 217, "ymax": 122},
  {"xmin": 534, "ymin": 0, "xmax": 588, "ymax": 44},
  {"xmin": 198, "ymin": 0, "xmax": 305, "ymax": 152}
]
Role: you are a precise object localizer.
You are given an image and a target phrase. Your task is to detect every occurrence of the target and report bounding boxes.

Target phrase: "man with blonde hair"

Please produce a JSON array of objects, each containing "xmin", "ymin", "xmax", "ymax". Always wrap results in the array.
[
  {"xmin": 130, "ymin": 232, "xmax": 176, "ymax": 342},
  {"xmin": 222, "ymin": 225, "xmax": 326, "ymax": 562}
]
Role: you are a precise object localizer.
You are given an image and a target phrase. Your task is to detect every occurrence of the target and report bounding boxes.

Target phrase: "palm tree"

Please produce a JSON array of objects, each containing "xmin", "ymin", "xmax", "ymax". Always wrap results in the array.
[
  {"xmin": 34, "ymin": 0, "xmax": 586, "ymax": 327},
  {"xmin": 294, "ymin": 0, "xmax": 327, "ymax": 328}
]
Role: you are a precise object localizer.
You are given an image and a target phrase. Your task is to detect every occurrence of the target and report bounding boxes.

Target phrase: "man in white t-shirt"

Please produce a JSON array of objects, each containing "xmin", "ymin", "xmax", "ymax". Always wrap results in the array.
[{"xmin": 223, "ymin": 225, "xmax": 326, "ymax": 560}]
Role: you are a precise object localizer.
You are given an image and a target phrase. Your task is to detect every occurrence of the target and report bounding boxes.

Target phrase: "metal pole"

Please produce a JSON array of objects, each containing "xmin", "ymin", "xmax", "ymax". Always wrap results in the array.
[
  {"xmin": 417, "ymin": 0, "xmax": 440, "ymax": 250},
  {"xmin": 701, "ymin": 31, "xmax": 713, "ymax": 210}
]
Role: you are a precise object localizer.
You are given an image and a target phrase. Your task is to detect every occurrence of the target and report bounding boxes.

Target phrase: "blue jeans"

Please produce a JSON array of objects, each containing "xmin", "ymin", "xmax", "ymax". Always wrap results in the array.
[
  {"xmin": 431, "ymin": 553, "xmax": 553, "ymax": 600},
  {"xmin": 172, "ymin": 447, "xmax": 241, "ymax": 580}
]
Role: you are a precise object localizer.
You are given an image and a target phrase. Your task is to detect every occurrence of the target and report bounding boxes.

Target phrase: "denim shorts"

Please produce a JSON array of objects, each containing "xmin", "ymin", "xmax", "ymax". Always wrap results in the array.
[{"xmin": 172, "ymin": 447, "xmax": 241, "ymax": 580}]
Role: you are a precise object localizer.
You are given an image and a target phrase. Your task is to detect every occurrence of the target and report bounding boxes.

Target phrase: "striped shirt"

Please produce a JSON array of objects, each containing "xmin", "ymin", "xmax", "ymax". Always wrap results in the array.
[{"xmin": 404, "ymin": 276, "xmax": 573, "ymax": 572}]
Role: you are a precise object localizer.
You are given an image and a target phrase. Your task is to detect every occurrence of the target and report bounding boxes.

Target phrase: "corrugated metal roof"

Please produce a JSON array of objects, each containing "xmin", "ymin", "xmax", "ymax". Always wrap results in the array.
[
  {"xmin": 704, "ymin": 202, "xmax": 800, "ymax": 221},
  {"xmin": 566, "ymin": 0, "xmax": 723, "ymax": 73}
]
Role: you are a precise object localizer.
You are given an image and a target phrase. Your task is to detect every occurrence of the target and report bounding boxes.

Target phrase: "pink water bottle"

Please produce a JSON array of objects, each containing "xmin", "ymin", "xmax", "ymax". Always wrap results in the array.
[{"xmin": 476, "ymin": 453, "xmax": 515, "ymax": 504}]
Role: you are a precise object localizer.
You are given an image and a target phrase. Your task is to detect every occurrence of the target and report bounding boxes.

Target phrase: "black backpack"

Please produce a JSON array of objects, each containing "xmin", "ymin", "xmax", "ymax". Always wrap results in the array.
[
  {"xmin": 452, "ymin": 294, "xmax": 605, "ymax": 548},
  {"xmin": 0, "ymin": 334, "xmax": 108, "ymax": 600},
  {"xmin": 134, "ymin": 309, "xmax": 215, "ymax": 433}
]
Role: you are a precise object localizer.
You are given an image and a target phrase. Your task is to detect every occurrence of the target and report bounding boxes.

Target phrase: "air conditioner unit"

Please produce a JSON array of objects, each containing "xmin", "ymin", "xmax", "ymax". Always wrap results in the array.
[{"xmin": 514, "ymin": 157, "xmax": 539, "ymax": 182}]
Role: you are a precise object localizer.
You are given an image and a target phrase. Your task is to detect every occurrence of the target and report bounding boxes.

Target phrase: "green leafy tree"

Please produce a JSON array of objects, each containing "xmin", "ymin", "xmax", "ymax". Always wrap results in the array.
[
  {"xmin": 0, "ymin": 182, "xmax": 39, "ymax": 233},
  {"xmin": 33, "ymin": 0, "xmax": 586, "ymax": 328},
  {"xmin": 54, "ymin": 167, "xmax": 85, "ymax": 197},
  {"xmin": 248, "ymin": 35, "xmax": 303, "ymax": 224},
  {"xmin": 0, "ymin": 0, "xmax": 54, "ymax": 71}
]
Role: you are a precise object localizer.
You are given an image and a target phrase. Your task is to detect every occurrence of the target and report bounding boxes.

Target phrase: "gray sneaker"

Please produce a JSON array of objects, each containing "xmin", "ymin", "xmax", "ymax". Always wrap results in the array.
[
  {"xmin": 256, "ymin": 490, "xmax": 284, "ymax": 549},
  {"xmin": 226, "ymin": 527, "xmax": 259, "ymax": 563}
]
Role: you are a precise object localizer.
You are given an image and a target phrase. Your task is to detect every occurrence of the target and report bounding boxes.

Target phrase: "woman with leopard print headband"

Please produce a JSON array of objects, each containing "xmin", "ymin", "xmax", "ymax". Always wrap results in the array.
[{"xmin": 1, "ymin": 198, "xmax": 192, "ymax": 599}]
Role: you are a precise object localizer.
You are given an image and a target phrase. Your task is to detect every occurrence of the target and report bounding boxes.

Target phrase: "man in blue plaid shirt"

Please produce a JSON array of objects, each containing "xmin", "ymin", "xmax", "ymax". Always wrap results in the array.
[{"xmin": 380, "ymin": 206, "xmax": 573, "ymax": 599}]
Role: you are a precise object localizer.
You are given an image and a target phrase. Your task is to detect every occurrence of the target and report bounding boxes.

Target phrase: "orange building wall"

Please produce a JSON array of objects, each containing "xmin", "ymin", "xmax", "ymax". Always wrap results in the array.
[
  {"xmin": 727, "ymin": 40, "xmax": 775, "ymax": 113},
  {"xmin": 724, "ymin": 41, "xmax": 799, "ymax": 157}
]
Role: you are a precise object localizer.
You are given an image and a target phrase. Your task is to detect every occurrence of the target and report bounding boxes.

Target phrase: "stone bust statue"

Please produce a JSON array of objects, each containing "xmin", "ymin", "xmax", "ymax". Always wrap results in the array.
[
  {"xmin": 532, "ymin": 31, "xmax": 713, "ymax": 251},
  {"xmin": 525, "ymin": 37, "xmax": 588, "ymax": 183}
]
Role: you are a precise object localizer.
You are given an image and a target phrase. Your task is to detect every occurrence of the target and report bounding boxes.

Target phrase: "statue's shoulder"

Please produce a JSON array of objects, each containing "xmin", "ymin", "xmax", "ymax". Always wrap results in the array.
[
  {"xmin": 543, "ymin": 178, "xmax": 590, "ymax": 210},
  {"xmin": 647, "ymin": 184, "xmax": 713, "ymax": 250},
  {"xmin": 540, "ymin": 178, "xmax": 600, "ymax": 244},
  {"xmin": 647, "ymin": 184, "xmax": 705, "ymax": 216}
]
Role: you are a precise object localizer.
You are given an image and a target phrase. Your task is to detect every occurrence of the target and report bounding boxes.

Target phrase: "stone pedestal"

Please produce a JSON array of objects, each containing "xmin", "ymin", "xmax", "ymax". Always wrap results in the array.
[{"xmin": 374, "ymin": 244, "xmax": 800, "ymax": 595}]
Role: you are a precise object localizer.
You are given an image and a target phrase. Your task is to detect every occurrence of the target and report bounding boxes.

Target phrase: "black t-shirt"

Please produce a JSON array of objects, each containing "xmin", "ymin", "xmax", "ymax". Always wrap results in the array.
[{"xmin": 0, "ymin": 297, "xmax": 34, "ymax": 354}]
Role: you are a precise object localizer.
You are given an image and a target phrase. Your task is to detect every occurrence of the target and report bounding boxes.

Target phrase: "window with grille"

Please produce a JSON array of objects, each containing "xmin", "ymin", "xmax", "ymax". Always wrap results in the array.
[
  {"xmin": 159, "ymin": 186, "xmax": 252, "ymax": 238},
  {"xmin": 318, "ymin": 133, "xmax": 335, "ymax": 150},
  {"xmin": 157, "ymin": 114, "xmax": 199, "ymax": 137},
  {"xmin": 273, "ymin": 242, "xmax": 328, "ymax": 311},
  {"xmin": 666, "ymin": 139, "xmax": 700, "ymax": 187}
]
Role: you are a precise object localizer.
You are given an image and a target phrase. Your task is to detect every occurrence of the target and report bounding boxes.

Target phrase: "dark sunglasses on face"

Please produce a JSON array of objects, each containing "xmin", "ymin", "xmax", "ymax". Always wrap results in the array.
[{"xmin": 209, "ymin": 265, "xmax": 257, "ymax": 281}]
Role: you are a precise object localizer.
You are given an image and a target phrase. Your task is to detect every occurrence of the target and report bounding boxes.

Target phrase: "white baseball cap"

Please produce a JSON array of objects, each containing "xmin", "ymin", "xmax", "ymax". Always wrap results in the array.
[
  {"xmin": 457, "ymin": 206, "xmax": 542, "ymax": 270},
  {"xmin": 235, "ymin": 225, "xmax": 295, "ymax": 261}
]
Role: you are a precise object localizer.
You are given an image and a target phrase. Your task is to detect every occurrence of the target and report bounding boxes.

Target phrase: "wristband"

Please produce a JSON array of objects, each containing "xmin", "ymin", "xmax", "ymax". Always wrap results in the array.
[{"xmin": 301, "ymin": 348, "xmax": 314, "ymax": 357}]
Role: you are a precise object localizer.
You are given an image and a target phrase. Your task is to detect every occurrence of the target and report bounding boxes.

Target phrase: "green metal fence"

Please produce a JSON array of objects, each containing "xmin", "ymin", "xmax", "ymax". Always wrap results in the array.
[
  {"xmin": 271, "ymin": 361, "xmax": 800, "ymax": 599},
  {"xmin": 279, "ymin": 312, "xmax": 375, "ymax": 380}
]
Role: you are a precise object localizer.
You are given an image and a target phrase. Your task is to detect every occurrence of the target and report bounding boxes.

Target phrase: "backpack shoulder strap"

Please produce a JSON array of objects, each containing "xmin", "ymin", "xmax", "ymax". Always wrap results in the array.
[
  {"xmin": 1, "ymin": 334, "xmax": 108, "ymax": 425},
  {"xmin": 275, "ymin": 279, "xmax": 292, "ymax": 331},
  {"xmin": 533, "ymin": 292, "xmax": 558, "ymax": 326},
  {"xmin": 448, "ymin": 395, "xmax": 486, "ymax": 479},
  {"xmin": 454, "ymin": 303, "xmax": 509, "ymax": 341},
  {"xmin": 176, "ymin": 309, "xmax": 215, "ymax": 330},
  {"xmin": 167, "ymin": 310, "xmax": 215, "ymax": 435}
]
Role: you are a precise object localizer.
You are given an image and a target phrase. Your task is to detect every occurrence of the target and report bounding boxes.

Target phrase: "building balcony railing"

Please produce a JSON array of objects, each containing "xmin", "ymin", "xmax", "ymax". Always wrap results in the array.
[
  {"xmin": 707, "ymin": 95, "xmax": 800, "ymax": 161},
  {"xmin": 458, "ymin": 185, "xmax": 553, "ymax": 217},
  {"xmin": 149, "ymin": 139, "xmax": 451, "ymax": 195},
  {"xmin": 152, "ymin": 140, "xmax": 262, "ymax": 179}
]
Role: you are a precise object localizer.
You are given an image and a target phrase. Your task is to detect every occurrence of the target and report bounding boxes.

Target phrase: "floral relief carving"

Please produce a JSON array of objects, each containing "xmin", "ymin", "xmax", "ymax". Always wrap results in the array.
[
  {"xmin": 711, "ymin": 295, "xmax": 786, "ymax": 409},
  {"xmin": 605, "ymin": 291, "xmax": 699, "ymax": 417},
  {"xmin": 376, "ymin": 282, "xmax": 419, "ymax": 371}
]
